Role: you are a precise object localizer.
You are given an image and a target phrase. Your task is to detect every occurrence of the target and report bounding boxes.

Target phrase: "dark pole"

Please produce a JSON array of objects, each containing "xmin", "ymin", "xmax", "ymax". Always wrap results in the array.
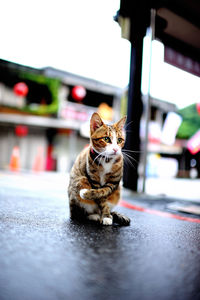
[
  {"xmin": 119, "ymin": 0, "xmax": 150, "ymax": 191},
  {"xmin": 123, "ymin": 36, "xmax": 144, "ymax": 191}
]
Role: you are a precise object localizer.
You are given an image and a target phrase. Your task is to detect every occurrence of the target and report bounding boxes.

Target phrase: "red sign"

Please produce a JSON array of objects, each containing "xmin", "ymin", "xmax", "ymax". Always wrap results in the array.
[
  {"xmin": 187, "ymin": 130, "xmax": 200, "ymax": 154},
  {"xmin": 164, "ymin": 47, "xmax": 200, "ymax": 78}
]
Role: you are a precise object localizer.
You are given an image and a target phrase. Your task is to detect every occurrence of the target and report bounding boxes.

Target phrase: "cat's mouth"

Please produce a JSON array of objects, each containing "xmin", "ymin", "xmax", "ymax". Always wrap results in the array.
[
  {"xmin": 105, "ymin": 151, "xmax": 121, "ymax": 157},
  {"xmin": 91, "ymin": 147, "xmax": 120, "ymax": 158}
]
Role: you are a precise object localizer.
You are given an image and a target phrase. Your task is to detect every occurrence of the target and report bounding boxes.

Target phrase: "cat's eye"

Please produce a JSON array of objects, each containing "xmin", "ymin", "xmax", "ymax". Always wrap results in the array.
[
  {"xmin": 103, "ymin": 137, "xmax": 111, "ymax": 143},
  {"xmin": 117, "ymin": 138, "xmax": 123, "ymax": 144}
]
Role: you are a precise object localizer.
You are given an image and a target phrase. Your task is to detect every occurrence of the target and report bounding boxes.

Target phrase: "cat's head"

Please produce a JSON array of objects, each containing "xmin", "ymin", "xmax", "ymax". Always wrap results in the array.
[{"xmin": 90, "ymin": 112, "xmax": 126, "ymax": 157}]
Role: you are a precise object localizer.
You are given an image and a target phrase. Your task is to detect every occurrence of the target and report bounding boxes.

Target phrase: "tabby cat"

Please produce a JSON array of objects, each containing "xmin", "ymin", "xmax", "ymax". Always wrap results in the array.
[{"xmin": 68, "ymin": 112, "xmax": 130, "ymax": 226}]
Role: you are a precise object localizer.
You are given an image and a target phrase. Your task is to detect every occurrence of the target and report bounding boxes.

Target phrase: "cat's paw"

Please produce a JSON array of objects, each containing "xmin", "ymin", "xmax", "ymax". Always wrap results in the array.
[
  {"xmin": 111, "ymin": 211, "xmax": 131, "ymax": 226},
  {"xmin": 102, "ymin": 217, "xmax": 113, "ymax": 226},
  {"xmin": 80, "ymin": 188, "xmax": 88, "ymax": 199},
  {"xmin": 119, "ymin": 215, "xmax": 130, "ymax": 226}
]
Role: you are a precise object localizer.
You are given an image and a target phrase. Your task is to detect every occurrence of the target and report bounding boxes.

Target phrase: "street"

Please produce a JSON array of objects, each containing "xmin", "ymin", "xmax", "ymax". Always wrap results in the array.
[{"xmin": 0, "ymin": 171, "xmax": 200, "ymax": 300}]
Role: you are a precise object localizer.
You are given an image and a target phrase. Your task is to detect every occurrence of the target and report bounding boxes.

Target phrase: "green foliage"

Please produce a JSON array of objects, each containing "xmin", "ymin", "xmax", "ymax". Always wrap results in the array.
[
  {"xmin": 177, "ymin": 104, "xmax": 200, "ymax": 139},
  {"xmin": 19, "ymin": 71, "xmax": 61, "ymax": 115}
]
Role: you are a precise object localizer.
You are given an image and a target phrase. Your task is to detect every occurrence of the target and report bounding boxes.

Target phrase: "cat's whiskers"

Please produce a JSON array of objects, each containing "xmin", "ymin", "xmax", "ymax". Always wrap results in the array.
[
  {"xmin": 93, "ymin": 152, "xmax": 102, "ymax": 165},
  {"xmin": 93, "ymin": 150, "xmax": 107, "ymax": 166},
  {"xmin": 123, "ymin": 156, "xmax": 135, "ymax": 169},
  {"xmin": 123, "ymin": 151, "xmax": 138, "ymax": 163},
  {"xmin": 101, "ymin": 151, "xmax": 108, "ymax": 166},
  {"xmin": 124, "ymin": 120, "xmax": 134, "ymax": 130},
  {"xmin": 123, "ymin": 149, "xmax": 142, "ymax": 154},
  {"xmin": 99, "ymin": 155, "xmax": 104, "ymax": 166},
  {"xmin": 122, "ymin": 151, "xmax": 138, "ymax": 169}
]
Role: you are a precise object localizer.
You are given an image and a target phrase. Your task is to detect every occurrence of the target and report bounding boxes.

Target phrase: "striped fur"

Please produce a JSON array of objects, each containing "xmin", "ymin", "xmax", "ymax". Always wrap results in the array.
[{"xmin": 68, "ymin": 112, "xmax": 130, "ymax": 226}]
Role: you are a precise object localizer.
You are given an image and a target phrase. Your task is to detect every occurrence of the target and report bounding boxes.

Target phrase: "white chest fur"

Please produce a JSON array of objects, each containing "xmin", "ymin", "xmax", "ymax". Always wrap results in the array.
[{"xmin": 99, "ymin": 159, "xmax": 113, "ymax": 186}]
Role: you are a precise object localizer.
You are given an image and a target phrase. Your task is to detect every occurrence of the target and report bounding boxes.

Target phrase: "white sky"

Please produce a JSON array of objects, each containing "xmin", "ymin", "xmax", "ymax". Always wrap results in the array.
[
  {"xmin": 0, "ymin": 0, "xmax": 200, "ymax": 109},
  {"xmin": 0, "ymin": 0, "xmax": 130, "ymax": 88}
]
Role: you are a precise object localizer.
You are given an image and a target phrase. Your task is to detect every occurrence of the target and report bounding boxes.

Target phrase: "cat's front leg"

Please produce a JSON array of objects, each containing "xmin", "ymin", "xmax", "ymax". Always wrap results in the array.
[
  {"xmin": 79, "ymin": 183, "xmax": 115, "ymax": 201},
  {"xmin": 79, "ymin": 190, "xmax": 113, "ymax": 225},
  {"xmin": 96, "ymin": 198, "xmax": 113, "ymax": 226}
]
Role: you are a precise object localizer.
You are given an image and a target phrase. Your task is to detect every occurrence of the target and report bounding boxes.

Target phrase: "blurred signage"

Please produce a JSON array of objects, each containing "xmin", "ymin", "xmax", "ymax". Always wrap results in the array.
[
  {"xmin": 148, "ymin": 121, "xmax": 162, "ymax": 144},
  {"xmin": 60, "ymin": 104, "xmax": 88, "ymax": 122},
  {"xmin": 187, "ymin": 130, "xmax": 200, "ymax": 155},
  {"xmin": 164, "ymin": 47, "xmax": 200, "ymax": 77},
  {"xmin": 61, "ymin": 107, "xmax": 88, "ymax": 122},
  {"xmin": 161, "ymin": 112, "xmax": 182, "ymax": 145}
]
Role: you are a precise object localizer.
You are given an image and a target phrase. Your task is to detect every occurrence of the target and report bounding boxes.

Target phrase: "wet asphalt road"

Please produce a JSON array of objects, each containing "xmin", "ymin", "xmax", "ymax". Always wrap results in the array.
[{"xmin": 0, "ymin": 172, "xmax": 200, "ymax": 300}]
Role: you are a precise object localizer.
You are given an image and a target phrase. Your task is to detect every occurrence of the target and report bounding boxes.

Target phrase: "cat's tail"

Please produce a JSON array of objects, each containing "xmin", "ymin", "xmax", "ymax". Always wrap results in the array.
[{"xmin": 111, "ymin": 211, "xmax": 130, "ymax": 226}]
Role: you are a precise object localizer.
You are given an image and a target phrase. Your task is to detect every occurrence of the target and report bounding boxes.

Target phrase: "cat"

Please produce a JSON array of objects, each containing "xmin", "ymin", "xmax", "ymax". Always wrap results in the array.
[{"xmin": 68, "ymin": 112, "xmax": 130, "ymax": 226}]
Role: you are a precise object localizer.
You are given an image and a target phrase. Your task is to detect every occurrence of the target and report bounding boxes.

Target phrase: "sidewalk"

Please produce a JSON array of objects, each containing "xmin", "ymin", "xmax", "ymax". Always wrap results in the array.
[{"xmin": 145, "ymin": 177, "xmax": 200, "ymax": 202}]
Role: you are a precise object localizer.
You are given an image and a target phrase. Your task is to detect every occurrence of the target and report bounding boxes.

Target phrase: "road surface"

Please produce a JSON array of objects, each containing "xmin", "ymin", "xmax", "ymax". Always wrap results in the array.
[{"xmin": 0, "ymin": 172, "xmax": 200, "ymax": 300}]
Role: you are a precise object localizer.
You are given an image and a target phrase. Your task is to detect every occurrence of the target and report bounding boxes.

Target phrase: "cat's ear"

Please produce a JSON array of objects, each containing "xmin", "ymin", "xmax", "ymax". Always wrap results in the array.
[
  {"xmin": 90, "ymin": 113, "xmax": 104, "ymax": 134},
  {"xmin": 116, "ymin": 116, "xmax": 127, "ymax": 130}
]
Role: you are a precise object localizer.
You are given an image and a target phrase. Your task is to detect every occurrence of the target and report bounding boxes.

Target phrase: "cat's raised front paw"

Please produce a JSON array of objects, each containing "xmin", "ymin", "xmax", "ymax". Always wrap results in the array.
[{"xmin": 80, "ymin": 188, "xmax": 88, "ymax": 199}]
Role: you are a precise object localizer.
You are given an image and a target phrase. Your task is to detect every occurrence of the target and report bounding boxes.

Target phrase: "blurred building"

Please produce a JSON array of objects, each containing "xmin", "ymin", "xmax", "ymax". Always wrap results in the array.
[{"xmin": 0, "ymin": 59, "xmax": 122, "ymax": 172}]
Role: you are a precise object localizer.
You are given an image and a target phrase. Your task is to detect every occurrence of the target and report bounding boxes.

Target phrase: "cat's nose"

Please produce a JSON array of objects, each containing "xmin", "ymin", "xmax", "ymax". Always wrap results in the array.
[{"xmin": 113, "ymin": 148, "xmax": 118, "ymax": 154}]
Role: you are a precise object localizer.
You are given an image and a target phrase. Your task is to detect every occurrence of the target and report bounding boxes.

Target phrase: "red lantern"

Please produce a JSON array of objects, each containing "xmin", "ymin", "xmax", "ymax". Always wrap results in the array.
[
  {"xmin": 196, "ymin": 103, "xmax": 200, "ymax": 115},
  {"xmin": 14, "ymin": 82, "xmax": 29, "ymax": 97},
  {"xmin": 15, "ymin": 125, "xmax": 28, "ymax": 137},
  {"xmin": 71, "ymin": 85, "xmax": 86, "ymax": 102}
]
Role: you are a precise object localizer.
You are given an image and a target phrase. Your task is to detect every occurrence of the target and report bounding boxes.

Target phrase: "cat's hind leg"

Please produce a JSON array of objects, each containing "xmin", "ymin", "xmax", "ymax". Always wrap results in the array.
[
  {"xmin": 70, "ymin": 202, "xmax": 87, "ymax": 221},
  {"xmin": 111, "ymin": 211, "xmax": 130, "ymax": 226},
  {"xmin": 70, "ymin": 203, "xmax": 101, "ymax": 224},
  {"xmin": 87, "ymin": 214, "xmax": 101, "ymax": 222}
]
